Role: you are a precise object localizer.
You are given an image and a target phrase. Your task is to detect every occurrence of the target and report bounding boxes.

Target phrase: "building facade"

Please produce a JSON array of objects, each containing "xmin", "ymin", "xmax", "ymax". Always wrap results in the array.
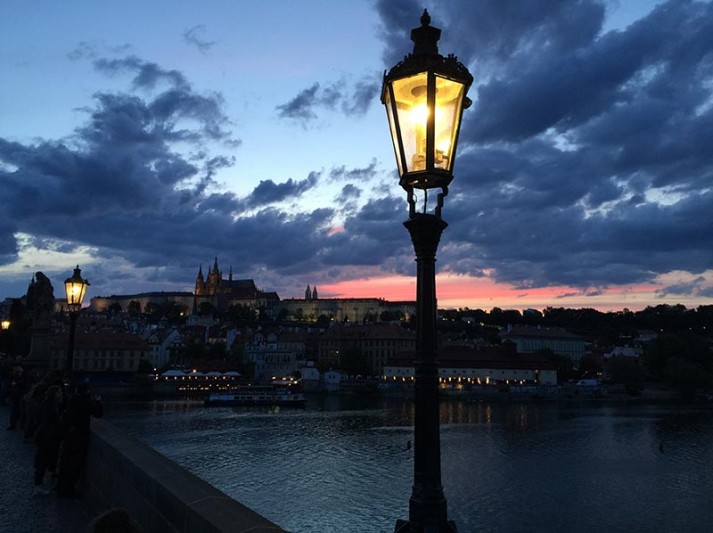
[
  {"xmin": 317, "ymin": 323, "xmax": 416, "ymax": 376},
  {"xmin": 143, "ymin": 327, "xmax": 184, "ymax": 370},
  {"xmin": 50, "ymin": 331, "xmax": 150, "ymax": 374},
  {"xmin": 276, "ymin": 297, "xmax": 416, "ymax": 324},
  {"xmin": 244, "ymin": 331, "xmax": 307, "ymax": 382},
  {"xmin": 500, "ymin": 325, "xmax": 588, "ymax": 363},
  {"xmin": 384, "ymin": 344, "xmax": 558, "ymax": 386},
  {"xmin": 89, "ymin": 292, "xmax": 195, "ymax": 314}
]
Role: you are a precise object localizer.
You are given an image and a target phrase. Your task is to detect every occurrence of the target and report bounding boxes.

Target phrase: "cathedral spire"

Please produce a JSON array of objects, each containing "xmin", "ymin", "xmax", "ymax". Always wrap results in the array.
[
  {"xmin": 195, "ymin": 264, "xmax": 205, "ymax": 295},
  {"xmin": 229, "ymin": 266, "xmax": 233, "ymax": 282},
  {"xmin": 305, "ymin": 284, "xmax": 311, "ymax": 301}
]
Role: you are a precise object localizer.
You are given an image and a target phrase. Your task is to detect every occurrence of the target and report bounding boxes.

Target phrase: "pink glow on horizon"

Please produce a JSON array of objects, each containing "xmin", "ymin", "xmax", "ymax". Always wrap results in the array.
[
  {"xmin": 317, "ymin": 274, "xmax": 704, "ymax": 312},
  {"xmin": 327, "ymin": 226, "xmax": 345, "ymax": 237}
]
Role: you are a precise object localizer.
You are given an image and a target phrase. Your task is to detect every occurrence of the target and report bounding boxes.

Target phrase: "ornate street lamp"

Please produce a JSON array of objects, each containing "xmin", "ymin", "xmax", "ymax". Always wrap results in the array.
[
  {"xmin": 381, "ymin": 10, "xmax": 472, "ymax": 533},
  {"xmin": 64, "ymin": 265, "xmax": 90, "ymax": 380},
  {"xmin": 0, "ymin": 319, "xmax": 9, "ymax": 359}
]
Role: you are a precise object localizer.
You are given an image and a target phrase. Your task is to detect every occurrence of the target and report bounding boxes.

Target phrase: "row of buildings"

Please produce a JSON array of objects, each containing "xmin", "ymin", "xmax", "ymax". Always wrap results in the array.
[
  {"xmin": 44, "ymin": 317, "xmax": 584, "ymax": 389},
  {"xmin": 10, "ymin": 259, "xmax": 593, "ymax": 388},
  {"xmin": 89, "ymin": 257, "xmax": 416, "ymax": 323}
]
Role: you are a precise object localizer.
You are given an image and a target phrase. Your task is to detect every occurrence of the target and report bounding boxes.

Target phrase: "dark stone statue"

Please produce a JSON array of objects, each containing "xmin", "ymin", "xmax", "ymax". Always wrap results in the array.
[
  {"xmin": 25, "ymin": 272, "xmax": 55, "ymax": 366},
  {"xmin": 27, "ymin": 272, "xmax": 54, "ymax": 327}
]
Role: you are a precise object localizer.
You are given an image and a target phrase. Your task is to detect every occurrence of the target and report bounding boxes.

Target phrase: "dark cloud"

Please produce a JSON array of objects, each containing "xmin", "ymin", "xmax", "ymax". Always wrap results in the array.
[
  {"xmin": 336, "ymin": 184, "xmax": 361, "ymax": 203},
  {"xmin": 2, "ymin": 1, "xmax": 713, "ymax": 304},
  {"xmin": 372, "ymin": 0, "xmax": 713, "ymax": 297},
  {"xmin": 243, "ymin": 172, "xmax": 320, "ymax": 208},
  {"xmin": 183, "ymin": 25, "xmax": 216, "ymax": 53},
  {"xmin": 319, "ymin": 196, "xmax": 408, "ymax": 267},
  {"xmin": 94, "ymin": 56, "xmax": 189, "ymax": 90},
  {"xmin": 375, "ymin": 0, "xmax": 422, "ymax": 66},
  {"xmin": 69, "ymin": 42, "xmax": 132, "ymax": 62},
  {"xmin": 0, "ymin": 70, "xmax": 384, "ymax": 297},
  {"xmin": 0, "ymin": 218, "xmax": 18, "ymax": 264},
  {"xmin": 276, "ymin": 76, "xmax": 380, "ymax": 127},
  {"xmin": 341, "ymin": 79, "xmax": 381, "ymax": 116},
  {"xmin": 86, "ymin": 55, "xmax": 236, "ymax": 145},
  {"xmin": 658, "ymin": 276, "xmax": 707, "ymax": 297},
  {"xmin": 276, "ymin": 83, "xmax": 321, "ymax": 123},
  {"xmin": 68, "ymin": 41, "xmax": 98, "ymax": 61},
  {"xmin": 329, "ymin": 160, "xmax": 378, "ymax": 182}
]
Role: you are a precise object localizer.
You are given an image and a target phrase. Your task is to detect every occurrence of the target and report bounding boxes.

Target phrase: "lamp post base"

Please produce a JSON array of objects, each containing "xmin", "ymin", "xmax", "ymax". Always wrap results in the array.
[{"xmin": 394, "ymin": 518, "xmax": 458, "ymax": 533}]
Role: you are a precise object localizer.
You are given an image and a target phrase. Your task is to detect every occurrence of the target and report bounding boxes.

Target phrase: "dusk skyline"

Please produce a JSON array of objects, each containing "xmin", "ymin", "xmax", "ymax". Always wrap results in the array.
[{"xmin": 1, "ymin": 0, "xmax": 712, "ymax": 312}]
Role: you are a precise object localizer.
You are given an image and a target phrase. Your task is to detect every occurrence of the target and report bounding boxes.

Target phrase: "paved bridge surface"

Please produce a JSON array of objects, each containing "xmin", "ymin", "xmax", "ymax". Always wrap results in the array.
[{"xmin": 0, "ymin": 404, "xmax": 96, "ymax": 533}]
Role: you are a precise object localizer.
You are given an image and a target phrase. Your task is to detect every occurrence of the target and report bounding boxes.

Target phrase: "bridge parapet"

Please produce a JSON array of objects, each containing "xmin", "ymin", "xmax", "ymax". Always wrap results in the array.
[{"xmin": 87, "ymin": 418, "xmax": 285, "ymax": 533}]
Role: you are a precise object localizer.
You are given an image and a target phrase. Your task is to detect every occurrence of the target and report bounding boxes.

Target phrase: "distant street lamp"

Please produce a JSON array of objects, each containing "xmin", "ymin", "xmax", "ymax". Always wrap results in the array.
[
  {"xmin": 64, "ymin": 265, "xmax": 90, "ymax": 380},
  {"xmin": 381, "ymin": 10, "xmax": 472, "ymax": 533},
  {"xmin": 0, "ymin": 319, "xmax": 9, "ymax": 356}
]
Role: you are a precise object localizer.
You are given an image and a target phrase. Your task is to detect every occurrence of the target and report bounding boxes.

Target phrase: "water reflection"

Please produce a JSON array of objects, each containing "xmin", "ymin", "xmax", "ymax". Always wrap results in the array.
[{"xmin": 107, "ymin": 398, "xmax": 713, "ymax": 533}]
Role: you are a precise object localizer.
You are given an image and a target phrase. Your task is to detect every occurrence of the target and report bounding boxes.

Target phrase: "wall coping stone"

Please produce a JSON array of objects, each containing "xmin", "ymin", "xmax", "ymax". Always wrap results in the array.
[{"xmin": 87, "ymin": 418, "xmax": 286, "ymax": 533}]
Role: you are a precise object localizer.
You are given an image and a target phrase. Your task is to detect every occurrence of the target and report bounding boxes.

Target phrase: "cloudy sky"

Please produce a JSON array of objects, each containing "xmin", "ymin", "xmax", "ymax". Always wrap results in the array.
[{"xmin": 1, "ymin": 0, "xmax": 712, "ymax": 311}]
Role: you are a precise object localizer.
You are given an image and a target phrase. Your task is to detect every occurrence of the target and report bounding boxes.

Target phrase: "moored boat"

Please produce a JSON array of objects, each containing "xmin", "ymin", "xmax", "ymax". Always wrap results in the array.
[{"xmin": 204, "ymin": 384, "xmax": 306, "ymax": 407}]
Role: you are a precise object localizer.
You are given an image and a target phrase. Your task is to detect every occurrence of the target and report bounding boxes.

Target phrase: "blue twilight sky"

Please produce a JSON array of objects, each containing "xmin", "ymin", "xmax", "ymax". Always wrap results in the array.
[{"xmin": 1, "ymin": 0, "xmax": 712, "ymax": 311}]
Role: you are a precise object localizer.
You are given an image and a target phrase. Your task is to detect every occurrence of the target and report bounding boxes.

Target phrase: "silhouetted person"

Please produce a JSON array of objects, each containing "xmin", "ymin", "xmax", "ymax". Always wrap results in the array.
[
  {"xmin": 33, "ymin": 385, "xmax": 64, "ymax": 495},
  {"xmin": 6, "ymin": 364, "xmax": 27, "ymax": 430},
  {"xmin": 24, "ymin": 371, "xmax": 55, "ymax": 440},
  {"xmin": 0, "ymin": 354, "xmax": 13, "ymax": 406},
  {"xmin": 56, "ymin": 383, "xmax": 103, "ymax": 498}
]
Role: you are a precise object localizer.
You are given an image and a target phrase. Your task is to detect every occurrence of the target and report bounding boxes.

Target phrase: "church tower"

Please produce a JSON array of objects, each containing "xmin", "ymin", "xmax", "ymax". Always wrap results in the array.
[
  {"xmin": 312, "ymin": 286, "xmax": 318, "ymax": 300},
  {"xmin": 195, "ymin": 265, "xmax": 205, "ymax": 295},
  {"xmin": 207, "ymin": 257, "xmax": 221, "ymax": 294},
  {"xmin": 305, "ymin": 284, "xmax": 312, "ymax": 301}
]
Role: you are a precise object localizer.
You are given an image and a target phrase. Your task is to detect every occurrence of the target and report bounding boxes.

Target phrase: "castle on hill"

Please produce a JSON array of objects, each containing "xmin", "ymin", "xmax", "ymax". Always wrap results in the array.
[
  {"xmin": 89, "ymin": 257, "xmax": 415, "ymax": 321},
  {"xmin": 193, "ymin": 257, "xmax": 279, "ymax": 308}
]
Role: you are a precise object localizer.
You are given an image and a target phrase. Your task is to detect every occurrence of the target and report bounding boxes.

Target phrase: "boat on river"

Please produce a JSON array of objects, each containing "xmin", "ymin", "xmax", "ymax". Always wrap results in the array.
[{"xmin": 204, "ymin": 384, "xmax": 306, "ymax": 407}]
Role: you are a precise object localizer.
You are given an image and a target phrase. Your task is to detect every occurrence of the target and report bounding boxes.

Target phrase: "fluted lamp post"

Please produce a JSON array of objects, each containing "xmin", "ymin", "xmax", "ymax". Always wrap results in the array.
[
  {"xmin": 64, "ymin": 265, "xmax": 90, "ymax": 381},
  {"xmin": 381, "ymin": 10, "xmax": 472, "ymax": 533}
]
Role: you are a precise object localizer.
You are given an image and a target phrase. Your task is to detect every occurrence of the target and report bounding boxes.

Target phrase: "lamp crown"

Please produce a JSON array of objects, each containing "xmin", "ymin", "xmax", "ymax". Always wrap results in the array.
[
  {"xmin": 411, "ymin": 9, "xmax": 441, "ymax": 57},
  {"xmin": 383, "ymin": 12, "xmax": 473, "ymax": 87}
]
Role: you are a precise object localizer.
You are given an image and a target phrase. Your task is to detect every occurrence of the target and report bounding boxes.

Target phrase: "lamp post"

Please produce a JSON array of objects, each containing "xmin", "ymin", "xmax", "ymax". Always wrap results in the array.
[
  {"xmin": 0, "ymin": 319, "xmax": 9, "ymax": 358},
  {"xmin": 381, "ymin": 10, "xmax": 472, "ymax": 533},
  {"xmin": 64, "ymin": 265, "xmax": 90, "ymax": 381}
]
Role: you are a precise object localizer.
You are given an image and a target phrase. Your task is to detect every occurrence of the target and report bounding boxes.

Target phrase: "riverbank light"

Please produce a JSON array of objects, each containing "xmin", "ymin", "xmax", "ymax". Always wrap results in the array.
[
  {"xmin": 64, "ymin": 265, "xmax": 90, "ymax": 311},
  {"xmin": 381, "ymin": 9, "xmax": 473, "ymax": 218},
  {"xmin": 1, "ymin": 319, "xmax": 9, "ymax": 330}
]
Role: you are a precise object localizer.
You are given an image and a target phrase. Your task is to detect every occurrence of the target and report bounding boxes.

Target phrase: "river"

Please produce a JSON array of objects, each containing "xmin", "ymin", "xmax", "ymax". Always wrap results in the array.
[{"xmin": 105, "ymin": 395, "xmax": 713, "ymax": 533}]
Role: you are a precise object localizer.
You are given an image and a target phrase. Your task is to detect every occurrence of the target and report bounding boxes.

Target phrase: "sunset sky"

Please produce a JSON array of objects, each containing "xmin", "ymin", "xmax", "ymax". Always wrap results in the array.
[{"xmin": 1, "ymin": 0, "xmax": 712, "ymax": 312}]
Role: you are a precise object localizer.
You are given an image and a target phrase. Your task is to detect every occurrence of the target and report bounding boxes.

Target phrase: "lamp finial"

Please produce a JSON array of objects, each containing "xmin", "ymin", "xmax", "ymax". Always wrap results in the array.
[{"xmin": 421, "ymin": 9, "xmax": 430, "ymax": 26}]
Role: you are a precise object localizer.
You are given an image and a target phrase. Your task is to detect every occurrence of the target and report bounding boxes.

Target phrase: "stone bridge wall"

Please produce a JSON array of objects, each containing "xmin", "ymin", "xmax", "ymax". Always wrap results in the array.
[{"xmin": 86, "ymin": 418, "xmax": 285, "ymax": 533}]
